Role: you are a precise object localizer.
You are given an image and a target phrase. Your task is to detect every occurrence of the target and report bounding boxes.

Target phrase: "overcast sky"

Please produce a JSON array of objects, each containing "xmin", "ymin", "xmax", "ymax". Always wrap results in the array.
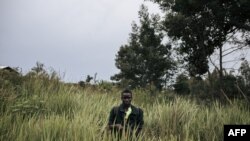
[
  {"xmin": 1, "ymin": 0, "xmax": 249, "ymax": 83},
  {"xmin": 0, "ymin": 0, "xmax": 161, "ymax": 82}
]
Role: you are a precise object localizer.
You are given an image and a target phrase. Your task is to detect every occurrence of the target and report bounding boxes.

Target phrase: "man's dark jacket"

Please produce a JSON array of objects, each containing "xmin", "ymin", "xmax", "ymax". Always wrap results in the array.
[{"xmin": 108, "ymin": 104, "xmax": 144, "ymax": 136}]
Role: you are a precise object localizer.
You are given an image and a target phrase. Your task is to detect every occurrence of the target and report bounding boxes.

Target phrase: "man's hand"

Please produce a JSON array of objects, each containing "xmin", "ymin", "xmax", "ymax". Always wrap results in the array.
[
  {"xmin": 114, "ymin": 124, "xmax": 123, "ymax": 130},
  {"xmin": 108, "ymin": 124, "xmax": 123, "ymax": 130}
]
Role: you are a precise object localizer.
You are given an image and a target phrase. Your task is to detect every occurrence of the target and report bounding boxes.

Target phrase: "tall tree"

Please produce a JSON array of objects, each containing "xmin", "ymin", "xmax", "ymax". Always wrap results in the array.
[
  {"xmin": 111, "ymin": 5, "xmax": 176, "ymax": 90},
  {"xmin": 239, "ymin": 60, "xmax": 250, "ymax": 86},
  {"xmin": 151, "ymin": 0, "xmax": 250, "ymax": 80}
]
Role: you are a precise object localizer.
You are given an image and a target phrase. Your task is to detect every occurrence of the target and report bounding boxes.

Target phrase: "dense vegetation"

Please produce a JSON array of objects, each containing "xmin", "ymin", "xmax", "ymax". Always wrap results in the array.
[{"xmin": 1, "ymin": 67, "xmax": 250, "ymax": 141}]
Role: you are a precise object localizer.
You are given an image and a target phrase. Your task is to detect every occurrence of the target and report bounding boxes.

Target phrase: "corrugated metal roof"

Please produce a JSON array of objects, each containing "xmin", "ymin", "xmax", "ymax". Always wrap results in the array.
[{"xmin": 0, "ymin": 66, "xmax": 11, "ymax": 69}]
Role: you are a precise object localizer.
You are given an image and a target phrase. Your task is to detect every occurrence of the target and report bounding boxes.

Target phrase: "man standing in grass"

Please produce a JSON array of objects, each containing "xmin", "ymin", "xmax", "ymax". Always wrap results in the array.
[{"xmin": 107, "ymin": 89, "xmax": 144, "ymax": 138}]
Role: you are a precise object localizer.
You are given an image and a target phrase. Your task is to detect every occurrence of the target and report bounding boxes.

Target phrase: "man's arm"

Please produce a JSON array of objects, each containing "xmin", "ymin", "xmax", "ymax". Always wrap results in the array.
[
  {"xmin": 136, "ymin": 108, "xmax": 144, "ymax": 135},
  {"xmin": 108, "ymin": 107, "xmax": 115, "ymax": 127},
  {"xmin": 107, "ymin": 107, "xmax": 123, "ymax": 130}
]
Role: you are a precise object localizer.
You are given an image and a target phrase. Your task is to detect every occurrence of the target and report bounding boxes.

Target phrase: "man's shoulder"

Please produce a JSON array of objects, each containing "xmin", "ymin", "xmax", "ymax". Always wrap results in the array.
[
  {"xmin": 131, "ymin": 105, "xmax": 143, "ymax": 115},
  {"xmin": 110, "ymin": 104, "xmax": 143, "ymax": 115},
  {"xmin": 131, "ymin": 105, "xmax": 143, "ymax": 110},
  {"xmin": 110, "ymin": 105, "xmax": 120, "ymax": 115},
  {"xmin": 111, "ymin": 105, "xmax": 118, "ymax": 111}
]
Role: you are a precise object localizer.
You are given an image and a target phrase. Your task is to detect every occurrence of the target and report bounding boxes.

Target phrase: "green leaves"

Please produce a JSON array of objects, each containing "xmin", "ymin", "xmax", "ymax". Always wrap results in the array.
[
  {"xmin": 112, "ymin": 5, "xmax": 176, "ymax": 90},
  {"xmin": 153, "ymin": 0, "xmax": 250, "ymax": 76}
]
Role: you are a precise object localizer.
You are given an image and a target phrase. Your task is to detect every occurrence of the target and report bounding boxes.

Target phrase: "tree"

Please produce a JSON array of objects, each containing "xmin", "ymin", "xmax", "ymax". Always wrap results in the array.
[
  {"xmin": 31, "ymin": 62, "xmax": 47, "ymax": 75},
  {"xmin": 85, "ymin": 75, "xmax": 93, "ymax": 83},
  {"xmin": 25, "ymin": 62, "xmax": 48, "ymax": 78},
  {"xmin": 239, "ymin": 60, "xmax": 250, "ymax": 86},
  {"xmin": 151, "ymin": 0, "xmax": 250, "ymax": 80},
  {"xmin": 173, "ymin": 73, "xmax": 190, "ymax": 95},
  {"xmin": 111, "ymin": 5, "xmax": 176, "ymax": 90}
]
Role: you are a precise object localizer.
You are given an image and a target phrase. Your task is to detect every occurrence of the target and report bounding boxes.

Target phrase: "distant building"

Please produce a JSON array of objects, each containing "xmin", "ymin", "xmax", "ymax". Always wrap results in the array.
[{"xmin": 0, "ymin": 66, "xmax": 19, "ymax": 74}]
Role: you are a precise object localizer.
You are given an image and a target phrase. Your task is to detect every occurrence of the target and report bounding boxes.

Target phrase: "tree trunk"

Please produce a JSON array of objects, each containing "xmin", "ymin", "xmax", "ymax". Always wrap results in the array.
[{"xmin": 219, "ymin": 45, "xmax": 223, "ymax": 97}]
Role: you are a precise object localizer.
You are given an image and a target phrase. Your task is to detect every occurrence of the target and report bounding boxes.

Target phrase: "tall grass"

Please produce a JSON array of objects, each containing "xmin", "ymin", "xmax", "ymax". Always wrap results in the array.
[{"xmin": 0, "ymin": 76, "xmax": 250, "ymax": 141}]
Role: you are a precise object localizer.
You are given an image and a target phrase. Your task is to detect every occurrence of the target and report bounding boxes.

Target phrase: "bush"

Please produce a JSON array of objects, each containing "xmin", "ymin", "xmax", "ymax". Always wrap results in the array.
[{"xmin": 173, "ymin": 74, "xmax": 190, "ymax": 95}]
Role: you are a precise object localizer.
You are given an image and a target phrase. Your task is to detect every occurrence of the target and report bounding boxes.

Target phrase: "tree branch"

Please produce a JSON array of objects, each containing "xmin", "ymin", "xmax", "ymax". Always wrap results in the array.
[
  {"xmin": 222, "ymin": 45, "xmax": 249, "ymax": 57},
  {"xmin": 209, "ymin": 56, "xmax": 219, "ymax": 71}
]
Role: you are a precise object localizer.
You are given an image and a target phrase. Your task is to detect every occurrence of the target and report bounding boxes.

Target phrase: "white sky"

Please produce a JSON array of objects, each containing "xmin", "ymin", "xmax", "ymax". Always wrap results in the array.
[
  {"xmin": 1, "ymin": 0, "xmax": 249, "ymax": 83},
  {"xmin": 0, "ymin": 0, "xmax": 161, "ymax": 82}
]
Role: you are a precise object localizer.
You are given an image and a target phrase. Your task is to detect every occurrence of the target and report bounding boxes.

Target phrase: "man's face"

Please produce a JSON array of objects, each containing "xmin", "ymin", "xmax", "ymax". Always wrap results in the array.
[{"xmin": 121, "ymin": 92, "xmax": 132, "ymax": 106}]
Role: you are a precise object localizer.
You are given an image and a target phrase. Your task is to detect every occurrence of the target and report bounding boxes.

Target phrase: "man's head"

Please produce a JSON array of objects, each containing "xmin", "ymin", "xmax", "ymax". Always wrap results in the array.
[{"xmin": 121, "ymin": 89, "xmax": 132, "ymax": 107}]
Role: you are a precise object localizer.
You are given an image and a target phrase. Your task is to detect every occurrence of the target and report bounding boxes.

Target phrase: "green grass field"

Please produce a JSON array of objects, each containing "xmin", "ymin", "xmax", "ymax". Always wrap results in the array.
[{"xmin": 1, "ymin": 77, "xmax": 250, "ymax": 141}]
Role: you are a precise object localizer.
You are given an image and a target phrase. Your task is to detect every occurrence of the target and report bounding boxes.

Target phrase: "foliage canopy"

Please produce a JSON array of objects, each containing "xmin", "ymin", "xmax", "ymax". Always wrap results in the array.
[
  {"xmin": 111, "ymin": 5, "xmax": 176, "ymax": 89},
  {"xmin": 151, "ymin": 0, "xmax": 250, "ymax": 76}
]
